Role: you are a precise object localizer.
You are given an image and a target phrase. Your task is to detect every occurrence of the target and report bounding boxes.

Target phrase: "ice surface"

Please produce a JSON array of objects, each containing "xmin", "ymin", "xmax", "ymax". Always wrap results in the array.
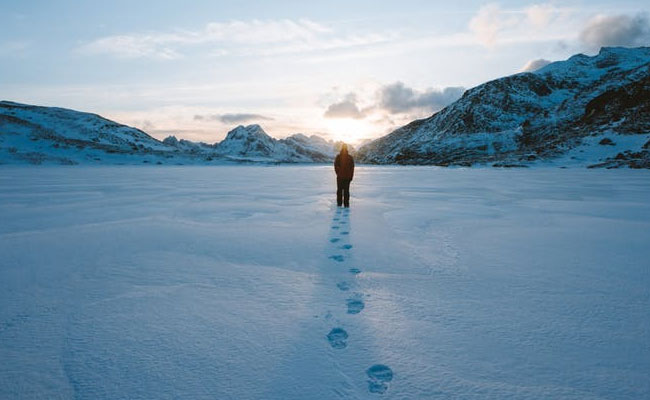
[{"xmin": 1, "ymin": 165, "xmax": 649, "ymax": 399}]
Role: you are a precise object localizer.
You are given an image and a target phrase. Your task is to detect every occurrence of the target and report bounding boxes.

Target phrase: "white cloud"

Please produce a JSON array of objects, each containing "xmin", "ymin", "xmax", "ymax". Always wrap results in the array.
[
  {"xmin": 80, "ymin": 35, "xmax": 182, "ymax": 59},
  {"xmin": 520, "ymin": 58, "xmax": 552, "ymax": 72},
  {"xmin": 377, "ymin": 82, "xmax": 465, "ymax": 114},
  {"xmin": 469, "ymin": 4, "xmax": 511, "ymax": 47},
  {"xmin": 78, "ymin": 19, "xmax": 393, "ymax": 59},
  {"xmin": 323, "ymin": 82, "xmax": 465, "ymax": 121},
  {"xmin": 468, "ymin": 3, "xmax": 569, "ymax": 47},
  {"xmin": 194, "ymin": 113, "xmax": 274, "ymax": 123},
  {"xmin": 324, "ymin": 94, "xmax": 366, "ymax": 119},
  {"xmin": 526, "ymin": 4, "xmax": 556, "ymax": 28},
  {"xmin": 579, "ymin": 14, "xmax": 650, "ymax": 49},
  {"xmin": 203, "ymin": 19, "xmax": 330, "ymax": 44}
]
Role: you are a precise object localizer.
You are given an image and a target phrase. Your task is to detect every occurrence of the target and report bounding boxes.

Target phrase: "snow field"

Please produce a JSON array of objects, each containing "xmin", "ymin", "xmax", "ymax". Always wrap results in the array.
[{"xmin": 1, "ymin": 165, "xmax": 649, "ymax": 399}]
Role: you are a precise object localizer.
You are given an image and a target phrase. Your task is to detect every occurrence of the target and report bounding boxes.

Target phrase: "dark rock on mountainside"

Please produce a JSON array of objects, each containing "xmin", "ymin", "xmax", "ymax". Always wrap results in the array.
[
  {"xmin": 357, "ymin": 47, "xmax": 650, "ymax": 168},
  {"xmin": 210, "ymin": 125, "xmax": 336, "ymax": 162}
]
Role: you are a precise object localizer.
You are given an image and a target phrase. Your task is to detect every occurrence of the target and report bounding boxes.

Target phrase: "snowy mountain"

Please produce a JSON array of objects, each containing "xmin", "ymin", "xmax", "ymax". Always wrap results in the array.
[
  {"xmin": 167, "ymin": 124, "xmax": 337, "ymax": 163},
  {"xmin": 215, "ymin": 124, "xmax": 277, "ymax": 160},
  {"xmin": 162, "ymin": 135, "xmax": 215, "ymax": 154},
  {"xmin": 357, "ymin": 47, "xmax": 650, "ymax": 168},
  {"xmin": 281, "ymin": 133, "xmax": 341, "ymax": 162},
  {"xmin": 0, "ymin": 102, "xmax": 336, "ymax": 164},
  {"xmin": 0, "ymin": 101, "xmax": 188, "ymax": 165}
]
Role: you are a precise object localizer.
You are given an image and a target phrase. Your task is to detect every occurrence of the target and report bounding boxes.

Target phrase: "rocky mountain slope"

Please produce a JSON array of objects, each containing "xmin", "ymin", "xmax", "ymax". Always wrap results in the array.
[
  {"xmin": 0, "ymin": 102, "xmax": 336, "ymax": 165},
  {"xmin": 356, "ymin": 47, "xmax": 650, "ymax": 168},
  {"xmin": 208, "ymin": 125, "xmax": 335, "ymax": 162},
  {"xmin": 0, "ymin": 101, "xmax": 182, "ymax": 165}
]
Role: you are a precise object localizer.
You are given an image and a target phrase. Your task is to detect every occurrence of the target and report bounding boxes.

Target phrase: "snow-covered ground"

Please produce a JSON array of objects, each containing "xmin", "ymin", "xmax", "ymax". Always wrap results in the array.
[{"xmin": 1, "ymin": 166, "xmax": 648, "ymax": 399}]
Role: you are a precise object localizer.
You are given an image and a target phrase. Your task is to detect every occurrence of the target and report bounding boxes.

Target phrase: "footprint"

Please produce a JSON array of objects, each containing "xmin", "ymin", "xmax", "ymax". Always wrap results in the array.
[
  {"xmin": 336, "ymin": 281, "xmax": 350, "ymax": 291},
  {"xmin": 366, "ymin": 364, "xmax": 394, "ymax": 394},
  {"xmin": 329, "ymin": 238, "xmax": 340, "ymax": 243},
  {"xmin": 346, "ymin": 295, "xmax": 365, "ymax": 314},
  {"xmin": 348, "ymin": 267, "xmax": 361, "ymax": 275},
  {"xmin": 333, "ymin": 217, "xmax": 340, "ymax": 221},
  {"xmin": 340, "ymin": 244, "xmax": 353, "ymax": 250},
  {"xmin": 329, "ymin": 255, "xmax": 344, "ymax": 262},
  {"xmin": 327, "ymin": 328, "xmax": 348, "ymax": 349},
  {"xmin": 332, "ymin": 226, "xmax": 340, "ymax": 230},
  {"xmin": 341, "ymin": 231, "xmax": 349, "ymax": 235},
  {"xmin": 340, "ymin": 221, "xmax": 347, "ymax": 225}
]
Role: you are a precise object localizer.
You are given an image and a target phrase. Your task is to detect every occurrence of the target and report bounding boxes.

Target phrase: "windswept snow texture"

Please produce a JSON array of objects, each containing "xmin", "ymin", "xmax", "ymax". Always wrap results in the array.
[{"xmin": 1, "ymin": 166, "xmax": 649, "ymax": 399}]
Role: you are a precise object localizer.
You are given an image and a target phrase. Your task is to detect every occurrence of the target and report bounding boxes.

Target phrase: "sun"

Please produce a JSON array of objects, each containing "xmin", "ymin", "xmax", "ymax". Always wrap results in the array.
[{"xmin": 325, "ymin": 118, "xmax": 374, "ymax": 145}]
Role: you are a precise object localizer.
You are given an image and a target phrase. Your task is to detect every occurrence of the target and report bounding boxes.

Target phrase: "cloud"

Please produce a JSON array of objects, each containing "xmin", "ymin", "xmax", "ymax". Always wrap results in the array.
[
  {"xmin": 469, "ymin": 4, "xmax": 512, "ymax": 47},
  {"xmin": 203, "ymin": 19, "xmax": 330, "ymax": 44},
  {"xmin": 526, "ymin": 4, "xmax": 556, "ymax": 28},
  {"xmin": 468, "ymin": 5, "xmax": 650, "ymax": 52},
  {"xmin": 377, "ymin": 82, "xmax": 465, "ymax": 114},
  {"xmin": 520, "ymin": 58, "xmax": 552, "ymax": 72},
  {"xmin": 194, "ymin": 113, "xmax": 274, "ymax": 124},
  {"xmin": 134, "ymin": 120, "xmax": 156, "ymax": 132},
  {"xmin": 579, "ymin": 14, "xmax": 650, "ymax": 49},
  {"xmin": 323, "ymin": 83, "xmax": 465, "ymax": 119},
  {"xmin": 323, "ymin": 94, "xmax": 366, "ymax": 119},
  {"xmin": 468, "ymin": 3, "xmax": 566, "ymax": 47},
  {"xmin": 78, "ymin": 19, "xmax": 392, "ymax": 59},
  {"xmin": 79, "ymin": 35, "xmax": 182, "ymax": 59}
]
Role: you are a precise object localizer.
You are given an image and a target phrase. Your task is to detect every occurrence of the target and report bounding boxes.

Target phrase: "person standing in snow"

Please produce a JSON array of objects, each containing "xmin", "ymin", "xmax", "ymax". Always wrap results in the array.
[{"xmin": 334, "ymin": 144, "xmax": 354, "ymax": 208}]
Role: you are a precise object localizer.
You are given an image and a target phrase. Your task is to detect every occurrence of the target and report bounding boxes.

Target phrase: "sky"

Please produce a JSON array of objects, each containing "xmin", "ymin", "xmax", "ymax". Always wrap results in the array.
[{"xmin": 1, "ymin": 1, "xmax": 649, "ymax": 145}]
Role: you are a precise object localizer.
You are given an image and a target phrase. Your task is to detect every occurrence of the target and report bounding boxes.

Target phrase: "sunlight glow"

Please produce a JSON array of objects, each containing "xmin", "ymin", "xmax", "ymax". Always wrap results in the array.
[{"xmin": 324, "ymin": 118, "xmax": 375, "ymax": 145}]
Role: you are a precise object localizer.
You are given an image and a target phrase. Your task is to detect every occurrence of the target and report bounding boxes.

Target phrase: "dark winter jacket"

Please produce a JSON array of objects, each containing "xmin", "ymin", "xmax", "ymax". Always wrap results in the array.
[{"xmin": 334, "ymin": 150, "xmax": 354, "ymax": 180}]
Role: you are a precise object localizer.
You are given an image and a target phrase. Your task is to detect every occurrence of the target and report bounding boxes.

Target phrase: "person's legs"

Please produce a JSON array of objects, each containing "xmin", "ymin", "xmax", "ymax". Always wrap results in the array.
[
  {"xmin": 336, "ymin": 177, "xmax": 343, "ymax": 207},
  {"xmin": 343, "ymin": 179, "xmax": 351, "ymax": 207}
]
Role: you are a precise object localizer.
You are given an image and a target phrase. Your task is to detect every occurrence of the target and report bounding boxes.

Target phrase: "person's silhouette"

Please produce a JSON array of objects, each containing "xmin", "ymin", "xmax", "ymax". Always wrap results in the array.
[{"xmin": 334, "ymin": 144, "xmax": 354, "ymax": 207}]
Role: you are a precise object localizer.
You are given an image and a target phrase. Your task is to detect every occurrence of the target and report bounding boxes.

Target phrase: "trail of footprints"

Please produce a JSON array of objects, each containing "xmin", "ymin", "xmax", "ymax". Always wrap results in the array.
[{"xmin": 325, "ymin": 207, "xmax": 394, "ymax": 395}]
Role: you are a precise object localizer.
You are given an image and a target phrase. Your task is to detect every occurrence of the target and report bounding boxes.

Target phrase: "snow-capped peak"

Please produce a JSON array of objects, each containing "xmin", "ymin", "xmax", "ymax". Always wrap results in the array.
[{"xmin": 356, "ymin": 46, "xmax": 650, "ymax": 168}]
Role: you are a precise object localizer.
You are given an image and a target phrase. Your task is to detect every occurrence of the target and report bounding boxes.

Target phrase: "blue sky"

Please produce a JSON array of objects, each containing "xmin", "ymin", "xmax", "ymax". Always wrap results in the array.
[{"xmin": 2, "ymin": 1, "xmax": 649, "ymax": 143}]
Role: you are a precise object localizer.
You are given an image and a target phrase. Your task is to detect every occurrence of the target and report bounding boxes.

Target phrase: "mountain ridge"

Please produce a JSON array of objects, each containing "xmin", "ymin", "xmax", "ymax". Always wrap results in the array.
[
  {"xmin": 2, "ymin": 47, "xmax": 649, "ymax": 168},
  {"xmin": 356, "ymin": 46, "xmax": 650, "ymax": 168},
  {"xmin": 0, "ymin": 102, "xmax": 338, "ymax": 165}
]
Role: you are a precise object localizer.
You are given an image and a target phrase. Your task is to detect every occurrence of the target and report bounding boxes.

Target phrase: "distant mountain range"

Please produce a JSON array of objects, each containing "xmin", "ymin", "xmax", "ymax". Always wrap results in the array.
[
  {"xmin": 1, "ymin": 47, "xmax": 649, "ymax": 168},
  {"xmin": 0, "ymin": 102, "xmax": 339, "ymax": 164},
  {"xmin": 356, "ymin": 47, "xmax": 650, "ymax": 168}
]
